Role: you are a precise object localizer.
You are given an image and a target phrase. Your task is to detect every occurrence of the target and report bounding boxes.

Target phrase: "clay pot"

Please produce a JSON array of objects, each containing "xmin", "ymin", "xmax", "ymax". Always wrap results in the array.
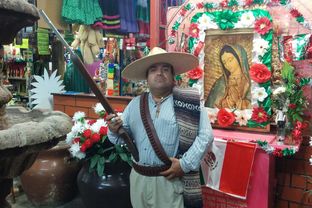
[
  {"xmin": 77, "ymin": 161, "xmax": 131, "ymax": 208},
  {"xmin": 20, "ymin": 141, "xmax": 81, "ymax": 206}
]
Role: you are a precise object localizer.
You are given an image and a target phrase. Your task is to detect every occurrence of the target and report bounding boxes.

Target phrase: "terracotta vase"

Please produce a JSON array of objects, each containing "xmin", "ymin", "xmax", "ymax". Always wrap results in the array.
[
  {"xmin": 77, "ymin": 161, "xmax": 131, "ymax": 208},
  {"xmin": 20, "ymin": 141, "xmax": 81, "ymax": 206}
]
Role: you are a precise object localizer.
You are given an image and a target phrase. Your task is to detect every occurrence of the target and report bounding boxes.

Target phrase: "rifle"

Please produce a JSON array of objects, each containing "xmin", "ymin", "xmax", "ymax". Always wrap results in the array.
[{"xmin": 39, "ymin": 9, "xmax": 139, "ymax": 162}]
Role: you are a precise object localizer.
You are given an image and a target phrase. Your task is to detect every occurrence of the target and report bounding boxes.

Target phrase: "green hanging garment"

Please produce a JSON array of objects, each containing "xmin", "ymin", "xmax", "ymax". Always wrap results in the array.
[
  {"xmin": 64, "ymin": 50, "xmax": 90, "ymax": 93},
  {"xmin": 61, "ymin": 0, "xmax": 103, "ymax": 25}
]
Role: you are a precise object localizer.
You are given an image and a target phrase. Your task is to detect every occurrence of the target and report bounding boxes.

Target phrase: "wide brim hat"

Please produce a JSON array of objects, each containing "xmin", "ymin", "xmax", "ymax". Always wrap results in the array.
[{"xmin": 122, "ymin": 47, "xmax": 199, "ymax": 80}]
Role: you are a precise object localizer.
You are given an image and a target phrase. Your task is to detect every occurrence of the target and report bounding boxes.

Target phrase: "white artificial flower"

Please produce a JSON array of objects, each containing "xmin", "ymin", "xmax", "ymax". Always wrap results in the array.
[
  {"xmin": 310, "ymin": 156, "xmax": 312, "ymax": 166},
  {"xmin": 197, "ymin": 14, "xmax": 218, "ymax": 31},
  {"xmin": 199, "ymin": 30, "xmax": 206, "ymax": 42},
  {"xmin": 72, "ymin": 111, "xmax": 85, "ymax": 122},
  {"xmin": 309, "ymin": 136, "xmax": 312, "ymax": 146},
  {"xmin": 69, "ymin": 143, "xmax": 86, "ymax": 159},
  {"xmin": 272, "ymin": 86, "xmax": 286, "ymax": 95},
  {"xmin": 90, "ymin": 119, "xmax": 106, "ymax": 133},
  {"xmin": 65, "ymin": 131, "xmax": 76, "ymax": 144},
  {"xmin": 206, "ymin": 107, "xmax": 219, "ymax": 124},
  {"xmin": 94, "ymin": 103, "xmax": 105, "ymax": 114},
  {"xmin": 71, "ymin": 122, "xmax": 86, "ymax": 134},
  {"xmin": 253, "ymin": 38, "xmax": 269, "ymax": 57},
  {"xmin": 252, "ymin": 87, "xmax": 268, "ymax": 102},
  {"xmin": 234, "ymin": 109, "xmax": 252, "ymax": 126},
  {"xmin": 235, "ymin": 12, "xmax": 255, "ymax": 28}
]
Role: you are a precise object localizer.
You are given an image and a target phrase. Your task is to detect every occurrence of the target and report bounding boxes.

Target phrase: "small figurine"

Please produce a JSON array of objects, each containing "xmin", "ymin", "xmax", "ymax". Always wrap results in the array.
[{"xmin": 276, "ymin": 110, "xmax": 286, "ymax": 143}]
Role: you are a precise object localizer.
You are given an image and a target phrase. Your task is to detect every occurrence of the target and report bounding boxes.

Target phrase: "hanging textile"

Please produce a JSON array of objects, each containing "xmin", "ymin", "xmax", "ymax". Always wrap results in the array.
[
  {"xmin": 137, "ymin": 0, "xmax": 150, "ymax": 38},
  {"xmin": 118, "ymin": 0, "xmax": 138, "ymax": 33},
  {"xmin": 61, "ymin": 0, "xmax": 102, "ymax": 25}
]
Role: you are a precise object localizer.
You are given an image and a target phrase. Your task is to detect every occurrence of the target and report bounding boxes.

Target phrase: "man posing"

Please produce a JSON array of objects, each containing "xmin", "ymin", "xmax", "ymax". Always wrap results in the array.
[{"xmin": 107, "ymin": 47, "xmax": 213, "ymax": 208}]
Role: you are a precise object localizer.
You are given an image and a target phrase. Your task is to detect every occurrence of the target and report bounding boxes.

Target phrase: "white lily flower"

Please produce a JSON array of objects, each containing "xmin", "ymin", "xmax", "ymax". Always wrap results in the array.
[
  {"xmin": 252, "ymin": 87, "xmax": 268, "ymax": 102},
  {"xmin": 234, "ymin": 109, "xmax": 252, "ymax": 126},
  {"xmin": 206, "ymin": 107, "xmax": 219, "ymax": 124}
]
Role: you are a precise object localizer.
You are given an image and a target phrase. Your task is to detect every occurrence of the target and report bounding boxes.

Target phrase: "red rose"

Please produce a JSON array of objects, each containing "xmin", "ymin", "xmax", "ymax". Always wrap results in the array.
[
  {"xmin": 91, "ymin": 133, "xmax": 101, "ymax": 143},
  {"xmin": 80, "ymin": 144, "xmax": 87, "ymax": 152},
  {"xmin": 84, "ymin": 139, "xmax": 92, "ymax": 149},
  {"xmin": 100, "ymin": 126, "xmax": 108, "ymax": 136},
  {"xmin": 217, "ymin": 108, "xmax": 235, "ymax": 127},
  {"xmin": 83, "ymin": 129, "xmax": 92, "ymax": 139},
  {"xmin": 251, "ymin": 107, "xmax": 268, "ymax": 123},
  {"xmin": 187, "ymin": 67, "xmax": 203, "ymax": 80},
  {"xmin": 249, "ymin": 64, "xmax": 271, "ymax": 83}
]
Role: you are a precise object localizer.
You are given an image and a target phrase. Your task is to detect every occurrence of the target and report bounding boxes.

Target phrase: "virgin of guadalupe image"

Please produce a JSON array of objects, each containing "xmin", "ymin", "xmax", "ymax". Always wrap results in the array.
[{"xmin": 205, "ymin": 44, "xmax": 251, "ymax": 110}]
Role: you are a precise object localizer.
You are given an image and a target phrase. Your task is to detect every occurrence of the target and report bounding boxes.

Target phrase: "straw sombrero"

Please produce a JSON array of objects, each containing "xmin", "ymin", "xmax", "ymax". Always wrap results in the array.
[{"xmin": 122, "ymin": 47, "xmax": 199, "ymax": 80}]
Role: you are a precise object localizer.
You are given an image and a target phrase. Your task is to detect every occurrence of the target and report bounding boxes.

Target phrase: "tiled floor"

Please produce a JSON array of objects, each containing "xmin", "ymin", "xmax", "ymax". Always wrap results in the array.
[{"xmin": 7, "ymin": 192, "xmax": 85, "ymax": 208}]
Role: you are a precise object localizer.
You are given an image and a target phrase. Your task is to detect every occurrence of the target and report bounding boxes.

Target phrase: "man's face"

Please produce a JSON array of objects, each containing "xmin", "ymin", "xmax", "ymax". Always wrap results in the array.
[{"xmin": 147, "ymin": 63, "xmax": 175, "ymax": 91}]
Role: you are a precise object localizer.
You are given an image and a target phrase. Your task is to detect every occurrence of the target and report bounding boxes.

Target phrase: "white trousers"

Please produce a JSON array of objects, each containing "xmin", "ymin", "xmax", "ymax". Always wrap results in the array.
[{"xmin": 130, "ymin": 168, "xmax": 184, "ymax": 208}]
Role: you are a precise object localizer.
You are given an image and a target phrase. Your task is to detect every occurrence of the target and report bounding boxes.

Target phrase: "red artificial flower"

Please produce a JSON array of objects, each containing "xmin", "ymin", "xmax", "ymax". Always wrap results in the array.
[
  {"xmin": 114, "ymin": 107, "xmax": 124, "ymax": 113},
  {"xmin": 83, "ymin": 129, "xmax": 92, "ymax": 139},
  {"xmin": 99, "ymin": 126, "xmax": 108, "ymax": 136},
  {"xmin": 288, "ymin": 103, "xmax": 297, "ymax": 109},
  {"xmin": 91, "ymin": 133, "xmax": 101, "ymax": 144},
  {"xmin": 290, "ymin": 9, "xmax": 301, "ymax": 18},
  {"xmin": 217, "ymin": 108, "xmax": 235, "ymax": 127},
  {"xmin": 180, "ymin": 8, "xmax": 187, "ymax": 16},
  {"xmin": 251, "ymin": 107, "xmax": 268, "ymax": 123},
  {"xmin": 84, "ymin": 139, "xmax": 93, "ymax": 149},
  {"xmin": 189, "ymin": 23, "xmax": 200, "ymax": 38},
  {"xmin": 196, "ymin": 3, "xmax": 204, "ymax": 9},
  {"xmin": 186, "ymin": 67, "xmax": 203, "ymax": 80},
  {"xmin": 220, "ymin": 0, "xmax": 228, "ymax": 7},
  {"xmin": 292, "ymin": 129, "xmax": 302, "ymax": 139},
  {"xmin": 273, "ymin": 148, "xmax": 283, "ymax": 157},
  {"xmin": 88, "ymin": 119, "xmax": 97, "ymax": 125},
  {"xmin": 249, "ymin": 63, "xmax": 271, "ymax": 83},
  {"xmin": 80, "ymin": 144, "xmax": 87, "ymax": 152},
  {"xmin": 245, "ymin": 0, "xmax": 253, "ymax": 6},
  {"xmin": 73, "ymin": 137, "xmax": 80, "ymax": 144},
  {"xmin": 254, "ymin": 17, "xmax": 272, "ymax": 35},
  {"xmin": 170, "ymin": 30, "xmax": 176, "ymax": 37}
]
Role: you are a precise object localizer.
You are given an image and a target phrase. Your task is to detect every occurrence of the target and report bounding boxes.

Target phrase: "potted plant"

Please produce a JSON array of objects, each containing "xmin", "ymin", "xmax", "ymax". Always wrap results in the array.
[{"xmin": 66, "ymin": 103, "xmax": 132, "ymax": 208}]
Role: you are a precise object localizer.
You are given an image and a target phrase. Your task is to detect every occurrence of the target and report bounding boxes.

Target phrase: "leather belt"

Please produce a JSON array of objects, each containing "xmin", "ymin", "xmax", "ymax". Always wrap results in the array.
[{"xmin": 132, "ymin": 162, "xmax": 170, "ymax": 176}]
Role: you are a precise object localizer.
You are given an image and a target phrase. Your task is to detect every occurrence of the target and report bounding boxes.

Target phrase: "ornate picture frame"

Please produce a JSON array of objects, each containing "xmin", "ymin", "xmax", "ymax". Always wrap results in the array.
[{"xmin": 188, "ymin": 9, "xmax": 274, "ymax": 132}]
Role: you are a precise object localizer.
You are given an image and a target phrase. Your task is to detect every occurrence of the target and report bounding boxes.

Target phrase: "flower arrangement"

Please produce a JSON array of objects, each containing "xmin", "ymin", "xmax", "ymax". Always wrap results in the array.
[
  {"xmin": 66, "ymin": 103, "xmax": 132, "ymax": 176},
  {"xmin": 271, "ymin": 62, "xmax": 310, "ymax": 144}
]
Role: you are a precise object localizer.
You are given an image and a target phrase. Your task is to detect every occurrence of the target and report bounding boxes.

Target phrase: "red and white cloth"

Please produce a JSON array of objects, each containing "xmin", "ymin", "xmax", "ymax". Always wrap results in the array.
[{"xmin": 201, "ymin": 138, "xmax": 257, "ymax": 199}]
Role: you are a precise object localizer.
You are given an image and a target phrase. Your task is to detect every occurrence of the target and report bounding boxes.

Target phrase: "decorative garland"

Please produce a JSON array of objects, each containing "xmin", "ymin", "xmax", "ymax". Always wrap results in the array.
[
  {"xmin": 256, "ymin": 140, "xmax": 297, "ymax": 157},
  {"xmin": 168, "ymin": 0, "xmax": 312, "ymax": 46}
]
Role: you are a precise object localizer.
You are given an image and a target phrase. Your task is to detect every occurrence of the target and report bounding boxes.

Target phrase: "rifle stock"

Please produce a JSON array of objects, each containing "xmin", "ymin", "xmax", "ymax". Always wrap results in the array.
[{"xmin": 39, "ymin": 9, "xmax": 139, "ymax": 161}]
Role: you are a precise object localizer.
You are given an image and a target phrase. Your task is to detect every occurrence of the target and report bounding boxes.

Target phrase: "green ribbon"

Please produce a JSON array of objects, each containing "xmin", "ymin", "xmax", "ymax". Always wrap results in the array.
[
  {"xmin": 214, "ymin": 10, "xmax": 239, "ymax": 30},
  {"xmin": 228, "ymin": 0, "xmax": 238, "ymax": 7}
]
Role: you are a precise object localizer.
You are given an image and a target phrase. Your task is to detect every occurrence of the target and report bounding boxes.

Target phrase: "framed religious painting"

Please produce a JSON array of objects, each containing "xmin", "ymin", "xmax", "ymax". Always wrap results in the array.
[{"xmin": 187, "ymin": 9, "xmax": 274, "ymax": 132}]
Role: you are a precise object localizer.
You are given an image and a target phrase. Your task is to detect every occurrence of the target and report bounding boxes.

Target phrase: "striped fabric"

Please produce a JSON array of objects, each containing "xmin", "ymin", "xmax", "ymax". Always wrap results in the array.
[{"xmin": 173, "ymin": 87, "xmax": 202, "ymax": 208}]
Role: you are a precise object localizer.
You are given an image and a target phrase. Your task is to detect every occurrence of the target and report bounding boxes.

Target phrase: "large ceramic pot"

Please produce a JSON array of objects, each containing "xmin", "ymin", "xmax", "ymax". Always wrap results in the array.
[
  {"xmin": 20, "ymin": 141, "xmax": 81, "ymax": 206},
  {"xmin": 77, "ymin": 161, "xmax": 131, "ymax": 208}
]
